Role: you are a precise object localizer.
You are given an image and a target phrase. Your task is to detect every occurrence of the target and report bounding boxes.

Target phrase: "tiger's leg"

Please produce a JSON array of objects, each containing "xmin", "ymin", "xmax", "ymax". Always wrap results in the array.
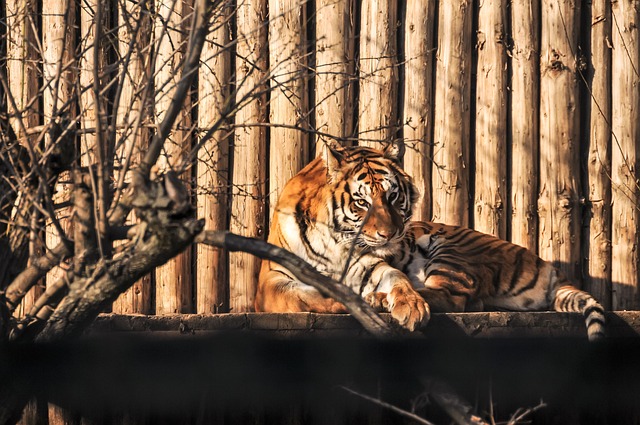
[
  {"xmin": 364, "ymin": 264, "xmax": 430, "ymax": 331},
  {"xmin": 256, "ymin": 265, "xmax": 347, "ymax": 313},
  {"xmin": 552, "ymin": 285, "xmax": 605, "ymax": 341},
  {"xmin": 414, "ymin": 273, "xmax": 478, "ymax": 313}
]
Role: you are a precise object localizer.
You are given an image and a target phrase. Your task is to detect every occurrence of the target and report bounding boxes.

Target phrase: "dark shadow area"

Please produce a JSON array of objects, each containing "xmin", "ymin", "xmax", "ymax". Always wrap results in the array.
[{"xmin": 3, "ymin": 332, "xmax": 640, "ymax": 424}]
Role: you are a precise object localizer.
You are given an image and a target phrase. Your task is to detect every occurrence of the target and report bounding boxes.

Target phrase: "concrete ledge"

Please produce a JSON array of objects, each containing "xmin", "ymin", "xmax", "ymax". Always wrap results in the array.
[{"xmin": 91, "ymin": 311, "xmax": 640, "ymax": 339}]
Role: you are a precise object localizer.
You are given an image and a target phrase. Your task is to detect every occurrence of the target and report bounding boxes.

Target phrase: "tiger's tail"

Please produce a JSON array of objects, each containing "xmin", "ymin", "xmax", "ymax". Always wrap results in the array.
[{"xmin": 553, "ymin": 285, "xmax": 606, "ymax": 342}]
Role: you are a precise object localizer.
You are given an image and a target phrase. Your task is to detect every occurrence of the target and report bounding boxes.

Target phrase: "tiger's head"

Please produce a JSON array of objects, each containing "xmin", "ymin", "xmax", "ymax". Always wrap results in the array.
[{"xmin": 323, "ymin": 143, "xmax": 419, "ymax": 253}]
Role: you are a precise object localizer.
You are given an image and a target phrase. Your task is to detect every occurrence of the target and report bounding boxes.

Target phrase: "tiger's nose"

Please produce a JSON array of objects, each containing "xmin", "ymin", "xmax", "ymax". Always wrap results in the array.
[{"xmin": 376, "ymin": 228, "xmax": 396, "ymax": 241}]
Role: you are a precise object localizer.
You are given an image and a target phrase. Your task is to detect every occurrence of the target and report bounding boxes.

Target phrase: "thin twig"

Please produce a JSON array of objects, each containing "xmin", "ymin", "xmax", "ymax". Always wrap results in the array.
[{"xmin": 341, "ymin": 386, "xmax": 436, "ymax": 425}]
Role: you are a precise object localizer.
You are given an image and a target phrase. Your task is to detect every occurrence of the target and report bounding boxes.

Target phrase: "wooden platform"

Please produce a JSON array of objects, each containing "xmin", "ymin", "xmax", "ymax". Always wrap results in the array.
[{"xmin": 90, "ymin": 311, "xmax": 640, "ymax": 339}]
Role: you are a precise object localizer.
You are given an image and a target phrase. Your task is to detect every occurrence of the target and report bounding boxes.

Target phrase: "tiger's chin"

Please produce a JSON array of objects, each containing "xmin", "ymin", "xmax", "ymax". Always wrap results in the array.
[{"xmin": 363, "ymin": 240, "xmax": 403, "ymax": 257}]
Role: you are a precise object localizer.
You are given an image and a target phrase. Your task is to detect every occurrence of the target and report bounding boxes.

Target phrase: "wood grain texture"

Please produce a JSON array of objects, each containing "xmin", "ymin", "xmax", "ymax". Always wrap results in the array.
[
  {"xmin": 538, "ymin": 0, "xmax": 581, "ymax": 282},
  {"xmin": 611, "ymin": 0, "xmax": 640, "ymax": 310},
  {"xmin": 431, "ymin": 0, "xmax": 472, "ymax": 226},
  {"xmin": 196, "ymin": 4, "xmax": 231, "ymax": 313},
  {"xmin": 358, "ymin": 0, "xmax": 397, "ymax": 147},
  {"xmin": 268, "ymin": 0, "xmax": 308, "ymax": 219},
  {"xmin": 154, "ymin": 0, "xmax": 193, "ymax": 314},
  {"xmin": 510, "ymin": 0, "xmax": 540, "ymax": 251},
  {"xmin": 315, "ymin": 0, "xmax": 355, "ymax": 154},
  {"xmin": 474, "ymin": 0, "xmax": 507, "ymax": 238},
  {"xmin": 585, "ymin": 0, "xmax": 612, "ymax": 309},
  {"xmin": 402, "ymin": 0, "xmax": 436, "ymax": 222},
  {"xmin": 113, "ymin": 0, "xmax": 152, "ymax": 315},
  {"xmin": 229, "ymin": 0, "xmax": 268, "ymax": 312}
]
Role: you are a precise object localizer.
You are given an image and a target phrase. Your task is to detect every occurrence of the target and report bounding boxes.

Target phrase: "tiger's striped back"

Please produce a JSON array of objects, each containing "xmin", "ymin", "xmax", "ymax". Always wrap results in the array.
[{"xmin": 397, "ymin": 222, "xmax": 605, "ymax": 341}]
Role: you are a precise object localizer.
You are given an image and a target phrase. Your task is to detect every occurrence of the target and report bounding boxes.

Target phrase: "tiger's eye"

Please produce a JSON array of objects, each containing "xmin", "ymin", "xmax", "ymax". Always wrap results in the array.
[{"xmin": 355, "ymin": 199, "xmax": 369, "ymax": 209}]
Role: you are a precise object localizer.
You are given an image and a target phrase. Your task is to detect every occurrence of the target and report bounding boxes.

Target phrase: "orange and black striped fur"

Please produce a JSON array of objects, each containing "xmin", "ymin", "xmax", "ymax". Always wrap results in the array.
[{"xmin": 256, "ymin": 144, "xmax": 605, "ymax": 341}]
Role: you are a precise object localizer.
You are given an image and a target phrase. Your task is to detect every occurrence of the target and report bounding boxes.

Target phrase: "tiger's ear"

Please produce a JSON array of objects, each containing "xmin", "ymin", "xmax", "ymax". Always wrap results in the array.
[
  {"xmin": 383, "ymin": 142, "xmax": 404, "ymax": 163},
  {"xmin": 324, "ymin": 141, "xmax": 345, "ymax": 176}
]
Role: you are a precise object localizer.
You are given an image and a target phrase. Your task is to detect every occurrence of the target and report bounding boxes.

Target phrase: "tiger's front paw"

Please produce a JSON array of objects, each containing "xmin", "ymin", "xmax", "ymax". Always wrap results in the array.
[
  {"xmin": 387, "ymin": 285, "xmax": 430, "ymax": 331},
  {"xmin": 364, "ymin": 291, "xmax": 389, "ymax": 312}
]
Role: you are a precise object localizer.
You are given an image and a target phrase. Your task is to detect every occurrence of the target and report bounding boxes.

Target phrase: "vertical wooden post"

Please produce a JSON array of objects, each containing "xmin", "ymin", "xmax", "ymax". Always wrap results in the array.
[
  {"xmin": 6, "ymin": 0, "xmax": 38, "ymax": 136},
  {"xmin": 196, "ymin": 3, "xmax": 231, "ymax": 314},
  {"xmin": 585, "ymin": 0, "xmax": 611, "ymax": 309},
  {"xmin": 432, "ymin": 0, "xmax": 472, "ymax": 227},
  {"xmin": 154, "ymin": 0, "xmax": 194, "ymax": 314},
  {"xmin": 315, "ymin": 0, "xmax": 354, "ymax": 154},
  {"xmin": 402, "ymin": 0, "xmax": 436, "ymax": 222},
  {"xmin": 474, "ymin": 0, "xmax": 507, "ymax": 238},
  {"xmin": 538, "ymin": 0, "xmax": 581, "ymax": 281},
  {"xmin": 510, "ymin": 0, "xmax": 540, "ymax": 251},
  {"xmin": 268, "ymin": 0, "xmax": 308, "ymax": 218},
  {"xmin": 229, "ymin": 0, "xmax": 268, "ymax": 312},
  {"xmin": 7, "ymin": 0, "xmax": 40, "ymax": 317},
  {"xmin": 358, "ymin": 0, "xmax": 397, "ymax": 146},
  {"xmin": 43, "ymin": 0, "xmax": 75, "ymax": 303},
  {"xmin": 611, "ymin": 0, "xmax": 640, "ymax": 309},
  {"xmin": 112, "ymin": 0, "xmax": 153, "ymax": 314},
  {"xmin": 78, "ymin": 0, "xmax": 100, "ymax": 166}
]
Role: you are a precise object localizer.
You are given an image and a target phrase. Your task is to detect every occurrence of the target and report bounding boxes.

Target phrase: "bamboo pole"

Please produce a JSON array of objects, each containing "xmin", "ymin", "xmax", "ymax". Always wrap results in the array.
[
  {"xmin": 7, "ymin": 0, "xmax": 41, "ymax": 317},
  {"xmin": 314, "ymin": 0, "xmax": 354, "ymax": 154},
  {"xmin": 431, "ymin": 0, "xmax": 472, "ymax": 227},
  {"xmin": 510, "ymin": 0, "xmax": 540, "ymax": 251},
  {"xmin": 196, "ymin": 4, "xmax": 231, "ymax": 314},
  {"xmin": 538, "ymin": 0, "xmax": 581, "ymax": 282},
  {"xmin": 154, "ymin": 0, "xmax": 194, "ymax": 314},
  {"xmin": 474, "ymin": 0, "xmax": 507, "ymax": 238},
  {"xmin": 229, "ymin": 0, "xmax": 268, "ymax": 312},
  {"xmin": 611, "ymin": 0, "xmax": 640, "ymax": 310},
  {"xmin": 402, "ymin": 0, "xmax": 436, "ymax": 221},
  {"xmin": 268, "ymin": 0, "xmax": 308, "ymax": 219},
  {"xmin": 112, "ymin": 0, "xmax": 153, "ymax": 314},
  {"xmin": 358, "ymin": 0, "xmax": 397, "ymax": 147},
  {"xmin": 585, "ymin": 0, "xmax": 612, "ymax": 309}
]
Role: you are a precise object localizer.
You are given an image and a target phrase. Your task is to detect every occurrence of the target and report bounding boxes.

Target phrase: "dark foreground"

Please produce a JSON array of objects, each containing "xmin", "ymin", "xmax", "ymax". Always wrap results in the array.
[{"xmin": 3, "ymin": 312, "xmax": 640, "ymax": 424}]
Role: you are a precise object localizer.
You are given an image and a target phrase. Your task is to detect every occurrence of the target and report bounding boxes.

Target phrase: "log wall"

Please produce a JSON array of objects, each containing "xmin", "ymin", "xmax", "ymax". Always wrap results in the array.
[{"xmin": 5, "ymin": 0, "xmax": 640, "ymax": 315}]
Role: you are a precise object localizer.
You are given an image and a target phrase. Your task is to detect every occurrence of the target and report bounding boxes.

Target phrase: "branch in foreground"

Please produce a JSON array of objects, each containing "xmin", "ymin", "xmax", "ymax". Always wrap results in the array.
[
  {"xmin": 195, "ymin": 231, "xmax": 396, "ymax": 338},
  {"xmin": 341, "ymin": 386, "xmax": 436, "ymax": 425}
]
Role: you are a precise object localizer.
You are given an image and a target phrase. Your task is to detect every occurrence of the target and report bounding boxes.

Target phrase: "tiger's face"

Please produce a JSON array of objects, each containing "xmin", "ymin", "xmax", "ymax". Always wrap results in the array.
[{"xmin": 325, "ymin": 144, "xmax": 418, "ymax": 252}]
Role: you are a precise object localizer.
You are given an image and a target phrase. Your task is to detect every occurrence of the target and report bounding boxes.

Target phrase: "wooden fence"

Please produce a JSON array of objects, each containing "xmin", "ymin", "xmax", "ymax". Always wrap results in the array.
[{"xmin": 5, "ymin": 0, "xmax": 639, "ymax": 317}]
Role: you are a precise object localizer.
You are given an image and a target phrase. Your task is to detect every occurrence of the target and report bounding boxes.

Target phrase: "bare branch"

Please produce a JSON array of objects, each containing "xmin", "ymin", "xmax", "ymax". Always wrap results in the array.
[
  {"xmin": 195, "ymin": 231, "xmax": 396, "ymax": 338},
  {"xmin": 341, "ymin": 386, "xmax": 437, "ymax": 425},
  {"xmin": 138, "ymin": 0, "xmax": 216, "ymax": 178},
  {"xmin": 4, "ymin": 240, "xmax": 73, "ymax": 311},
  {"xmin": 505, "ymin": 400, "xmax": 546, "ymax": 425}
]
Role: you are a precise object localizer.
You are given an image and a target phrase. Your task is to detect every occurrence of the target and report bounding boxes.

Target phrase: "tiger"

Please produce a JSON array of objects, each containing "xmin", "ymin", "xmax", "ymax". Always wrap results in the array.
[{"xmin": 256, "ymin": 143, "xmax": 605, "ymax": 341}]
